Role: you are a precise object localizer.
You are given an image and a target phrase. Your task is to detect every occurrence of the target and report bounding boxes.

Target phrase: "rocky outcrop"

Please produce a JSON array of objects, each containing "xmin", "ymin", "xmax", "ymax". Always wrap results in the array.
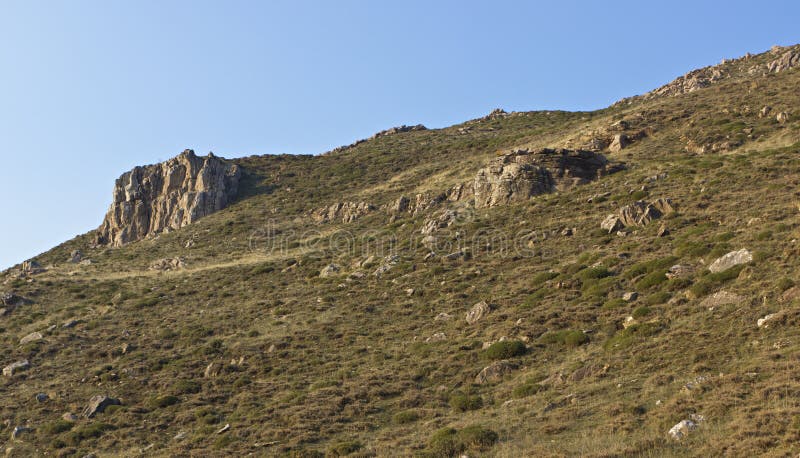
[
  {"xmin": 473, "ymin": 148, "xmax": 621, "ymax": 208},
  {"xmin": 766, "ymin": 47, "xmax": 800, "ymax": 73},
  {"xmin": 312, "ymin": 202, "xmax": 374, "ymax": 224},
  {"xmin": 601, "ymin": 198, "xmax": 676, "ymax": 233},
  {"xmin": 150, "ymin": 257, "xmax": 185, "ymax": 272},
  {"xmin": 708, "ymin": 249, "xmax": 752, "ymax": 273},
  {"xmin": 96, "ymin": 150, "xmax": 241, "ymax": 246},
  {"xmin": 83, "ymin": 395, "xmax": 121, "ymax": 418}
]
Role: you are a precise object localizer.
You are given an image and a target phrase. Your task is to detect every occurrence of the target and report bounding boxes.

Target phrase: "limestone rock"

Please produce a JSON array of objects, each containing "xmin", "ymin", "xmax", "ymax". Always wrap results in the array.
[
  {"xmin": 466, "ymin": 301, "xmax": 491, "ymax": 324},
  {"xmin": 759, "ymin": 106, "xmax": 772, "ymax": 118},
  {"xmin": 473, "ymin": 148, "xmax": 621, "ymax": 208},
  {"xmin": 10, "ymin": 426, "xmax": 32, "ymax": 441},
  {"xmin": 668, "ymin": 414, "xmax": 704, "ymax": 440},
  {"xmin": 19, "ymin": 332, "xmax": 43, "ymax": 345},
  {"xmin": 777, "ymin": 112, "xmax": 790, "ymax": 124},
  {"xmin": 474, "ymin": 360, "xmax": 515, "ymax": 384},
  {"xmin": 373, "ymin": 255, "xmax": 400, "ymax": 277},
  {"xmin": 150, "ymin": 257, "xmax": 185, "ymax": 272},
  {"xmin": 3, "ymin": 360, "xmax": 30, "ymax": 377},
  {"xmin": 601, "ymin": 215, "xmax": 624, "ymax": 233},
  {"xmin": 708, "ymin": 249, "xmax": 752, "ymax": 273},
  {"xmin": 69, "ymin": 250, "xmax": 83, "ymax": 263},
  {"xmin": 96, "ymin": 150, "xmax": 241, "ymax": 246},
  {"xmin": 425, "ymin": 332, "xmax": 447, "ymax": 342},
  {"xmin": 699, "ymin": 291, "xmax": 744, "ymax": 308},
  {"xmin": 767, "ymin": 48, "xmax": 800, "ymax": 73},
  {"xmin": 757, "ymin": 313, "xmax": 777, "ymax": 328},
  {"xmin": 609, "ymin": 198, "xmax": 675, "ymax": 230},
  {"xmin": 82, "ymin": 395, "xmax": 121, "ymax": 418},
  {"xmin": 608, "ymin": 134, "xmax": 629, "ymax": 152},
  {"xmin": 622, "ymin": 292, "xmax": 638, "ymax": 302},
  {"xmin": 312, "ymin": 201, "xmax": 374, "ymax": 224},
  {"xmin": 319, "ymin": 264, "xmax": 341, "ymax": 278},
  {"xmin": 666, "ymin": 264, "xmax": 694, "ymax": 279}
]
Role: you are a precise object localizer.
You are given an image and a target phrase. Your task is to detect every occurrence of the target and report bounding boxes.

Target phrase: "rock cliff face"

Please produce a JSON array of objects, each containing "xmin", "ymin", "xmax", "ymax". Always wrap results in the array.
[
  {"xmin": 96, "ymin": 150, "xmax": 241, "ymax": 246},
  {"xmin": 473, "ymin": 148, "xmax": 620, "ymax": 208}
]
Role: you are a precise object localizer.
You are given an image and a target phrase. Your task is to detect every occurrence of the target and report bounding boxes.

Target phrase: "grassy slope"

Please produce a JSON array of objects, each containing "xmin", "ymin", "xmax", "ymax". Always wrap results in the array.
[{"xmin": 2, "ymin": 48, "xmax": 800, "ymax": 457}]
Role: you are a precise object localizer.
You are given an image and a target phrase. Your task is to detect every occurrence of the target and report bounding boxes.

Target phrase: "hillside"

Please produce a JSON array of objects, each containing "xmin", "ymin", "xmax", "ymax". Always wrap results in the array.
[{"xmin": 2, "ymin": 44, "xmax": 800, "ymax": 457}]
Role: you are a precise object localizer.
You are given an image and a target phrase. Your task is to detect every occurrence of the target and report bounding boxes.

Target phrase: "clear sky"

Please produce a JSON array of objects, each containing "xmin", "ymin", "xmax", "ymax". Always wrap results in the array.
[{"xmin": 1, "ymin": 0, "xmax": 799, "ymax": 270}]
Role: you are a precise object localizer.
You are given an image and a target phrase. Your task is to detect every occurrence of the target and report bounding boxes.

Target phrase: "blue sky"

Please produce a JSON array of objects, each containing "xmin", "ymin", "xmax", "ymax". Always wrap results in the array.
[{"xmin": 1, "ymin": 0, "xmax": 799, "ymax": 269}]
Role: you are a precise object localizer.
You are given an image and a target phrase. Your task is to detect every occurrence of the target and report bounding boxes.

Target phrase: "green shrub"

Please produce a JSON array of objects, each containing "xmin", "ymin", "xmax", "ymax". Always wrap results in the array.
[
  {"xmin": 327, "ymin": 440, "xmax": 362, "ymax": 456},
  {"xmin": 643, "ymin": 292, "xmax": 671, "ymax": 306},
  {"xmin": 604, "ymin": 322, "xmax": 663, "ymax": 350},
  {"xmin": 484, "ymin": 340, "xmax": 526, "ymax": 360},
  {"xmin": 540, "ymin": 330, "xmax": 589, "ymax": 348},
  {"xmin": 632, "ymin": 306, "xmax": 651, "ymax": 319},
  {"xmin": 513, "ymin": 381, "xmax": 543, "ymax": 398},
  {"xmin": 427, "ymin": 425, "xmax": 498, "ymax": 456},
  {"xmin": 40, "ymin": 420, "xmax": 74, "ymax": 435},
  {"xmin": 635, "ymin": 270, "xmax": 668, "ymax": 290},
  {"xmin": 393, "ymin": 410, "xmax": 420, "ymax": 424},
  {"xmin": 777, "ymin": 277, "xmax": 795, "ymax": 292},
  {"xmin": 174, "ymin": 379, "xmax": 202, "ymax": 394},
  {"xmin": 602, "ymin": 298, "xmax": 626, "ymax": 309},
  {"xmin": 624, "ymin": 256, "xmax": 678, "ymax": 279},
  {"xmin": 576, "ymin": 266, "xmax": 612, "ymax": 281},
  {"xmin": 148, "ymin": 395, "xmax": 180, "ymax": 409},
  {"xmin": 531, "ymin": 271, "xmax": 558, "ymax": 286},
  {"xmin": 449, "ymin": 391, "xmax": 483, "ymax": 412},
  {"xmin": 64, "ymin": 423, "xmax": 115, "ymax": 446}
]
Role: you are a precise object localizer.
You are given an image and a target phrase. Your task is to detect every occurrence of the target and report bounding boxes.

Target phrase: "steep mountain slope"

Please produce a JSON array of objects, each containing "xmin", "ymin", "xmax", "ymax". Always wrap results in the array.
[{"xmin": 2, "ymin": 45, "xmax": 800, "ymax": 457}]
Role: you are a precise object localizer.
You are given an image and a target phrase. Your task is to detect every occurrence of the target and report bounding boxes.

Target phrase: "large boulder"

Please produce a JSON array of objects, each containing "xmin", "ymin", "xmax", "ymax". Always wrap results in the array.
[
  {"xmin": 473, "ymin": 148, "xmax": 621, "ymax": 208},
  {"xmin": 602, "ymin": 198, "xmax": 676, "ymax": 232},
  {"xmin": 96, "ymin": 150, "xmax": 241, "ymax": 246},
  {"xmin": 708, "ymin": 249, "xmax": 752, "ymax": 273},
  {"xmin": 466, "ymin": 301, "xmax": 491, "ymax": 324},
  {"xmin": 83, "ymin": 395, "xmax": 121, "ymax": 418}
]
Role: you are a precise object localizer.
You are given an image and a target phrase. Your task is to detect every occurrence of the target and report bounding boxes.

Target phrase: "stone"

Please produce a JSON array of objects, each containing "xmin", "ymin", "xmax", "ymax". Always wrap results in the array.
[
  {"xmin": 204, "ymin": 362, "xmax": 220, "ymax": 378},
  {"xmin": 62, "ymin": 319, "xmax": 80, "ymax": 328},
  {"xmin": 608, "ymin": 134, "xmax": 629, "ymax": 152},
  {"xmin": 10, "ymin": 426, "xmax": 32, "ymax": 441},
  {"xmin": 622, "ymin": 316, "xmax": 637, "ymax": 329},
  {"xmin": 601, "ymin": 215, "xmax": 624, "ymax": 233},
  {"xmin": 619, "ymin": 201, "xmax": 662, "ymax": 227},
  {"xmin": 657, "ymin": 224, "xmax": 670, "ymax": 237},
  {"xmin": 96, "ymin": 150, "xmax": 241, "ymax": 246},
  {"xmin": 82, "ymin": 395, "xmax": 121, "ymax": 418},
  {"xmin": 759, "ymin": 106, "xmax": 772, "ymax": 118},
  {"xmin": 62, "ymin": 413, "xmax": 78, "ymax": 422},
  {"xmin": 69, "ymin": 250, "xmax": 83, "ymax": 263},
  {"xmin": 312, "ymin": 201, "xmax": 374, "ymax": 224},
  {"xmin": 777, "ymin": 112, "xmax": 789, "ymax": 124},
  {"xmin": 149, "ymin": 257, "xmax": 185, "ymax": 271},
  {"xmin": 35, "ymin": 393, "xmax": 48, "ymax": 403},
  {"xmin": 474, "ymin": 360, "xmax": 515, "ymax": 384},
  {"xmin": 373, "ymin": 255, "xmax": 400, "ymax": 277},
  {"xmin": 473, "ymin": 148, "xmax": 622, "ymax": 208},
  {"xmin": 19, "ymin": 332, "xmax": 43, "ymax": 345},
  {"xmin": 425, "ymin": 332, "xmax": 447, "ymax": 342},
  {"xmin": 708, "ymin": 249, "xmax": 752, "ymax": 273},
  {"xmin": 666, "ymin": 264, "xmax": 694, "ymax": 279},
  {"xmin": 319, "ymin": 264, "xmax": 341, "ymax": 278},
  {"xmin": 466, "ymin": 301, "xmax": 491, "ymax": 324},
  {"xmin": 700, "ymin": 291, "xmax": 744, "ymax": 309},
  {"xmin": 757, "ymin": 313, "xmax": 777, "ymax": 328},
  {"xmin": 668, "ymin": 414, "xmax": 704, "ymax": 440},
  {"xmin": 434, "ymin": 312, "xmax": 452, "ymax": 321},
  {"xmin": 766, "ymin": 48, "xmax": 800, "ymax": 73},
  {"xmin": 622, "ymin": 292, "xmax": 638, "ymax": 302},
  {"xmin": 3, "ymin": 360, "xmax": 30, "ymax": 377}
]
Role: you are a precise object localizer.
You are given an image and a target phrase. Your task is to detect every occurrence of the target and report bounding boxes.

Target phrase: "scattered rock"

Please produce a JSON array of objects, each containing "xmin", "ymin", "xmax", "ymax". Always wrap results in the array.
[
  {"xmin": 708, "ymin": 249, "xmax": 752, "ymax": 273},
  {"xmin": 10, "ymin": 426, "xmax": 32, "ymax": 441},
  {"xmin": 622, "ymin": 292, "xmax": 638, "ymax": 302},
  {"xmin": 373, "ymin": 255, "xmax": 400, "ymax": 277},
  {"xmin": 96, "ymin": 150, "xmax": 241, "ymax": 246},
  {"xmin": 19, "ymin": 332, "xmax": 43, "ymax": 345},
  {"xmin": 601, "ymin": 215, "xmax": 624, "ymax": 233},
  {"xmin": 62, "ymin": 319, "xmax": 80, "ymax": 328},
  {"xmin": 425, "ymin": 332, "xmax": 447, "ymax": 342},
  {"xmin": 759, "ymin": 106, "xmax": 772, "ymax": 118},
  {"xmin": 657, "ymin": 224, "xmax": 670, "ymax": 237},
  {"xmin": 777, "ymin": 112, "xmax": 790, "ymax": 124},
  {"xmin": 766, "ymin": 48, "xmax": 800, "ymax": 73},
  {"xmin": 35, "ymin": 393, "xmax": 48, "ymax": 403},
  {"xmin": 474, "ymin": 360, "xmax": 515, "ymax": 384},
  {"xmin": 757, "ymin": 313, "xmax": 778, "ymax": 328},
  {"xmin": 216, "ymin": 424, "xmax": 231, "ymax": 434},
  {"xmin": 204, "ymin": 362, "xmax": 220, "ymax": 378},
  {"xmin": 69, "ymin": 250, "xmax": 83, "ymax": 263},
  {"xmin": 3, "ymin": 360, "xmax": 30, "ymax": 377},
  {"xmin": 622, "ymin": 316, "xmax": 637, "ymax": 329},
  {"xmin": 668, "ymin": 414, "xmax": 705, "ymax": 440},
  {"xmin": 700, "ymin": 291, "xmax": 744, "ymax": 308},
  {"xmin": 319, "ymin": 264, "xmax": 341, "ymax": 278},
  {"xmin": 61, "ymin": 413, "xmax": 78, "ymax": 422},
  {"xmin": 149, "ymin": 257, "xmax": 185, "ymax": 271},
  {"xmin": 666, "ymin": 264, "xmax": 694, "ymax": 279},
  {"xmin": 82, "ymin": 395, "xmax": 121, "ymax": 418},
  {"xmin": 466, "ymin": 301, "xmax": 491, "ymax": 325},
  {"xmin": 434, "ymin": 312, "xmax": 452, "ymax": 321}
]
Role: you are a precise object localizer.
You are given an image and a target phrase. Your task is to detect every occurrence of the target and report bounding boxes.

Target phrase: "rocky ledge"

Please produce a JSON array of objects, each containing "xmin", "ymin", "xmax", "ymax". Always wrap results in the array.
[{"xmin": 96, "ymin": 149, "xmax": 241, "ymax": 246}]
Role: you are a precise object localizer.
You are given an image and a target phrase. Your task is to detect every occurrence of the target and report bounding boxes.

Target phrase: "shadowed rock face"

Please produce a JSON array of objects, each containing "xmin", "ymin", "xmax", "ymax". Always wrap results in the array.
[
  {"xmin": 473, "ymin": 148, "xmax": 620, "ymax": 208},
  {"xmin": 97, "ymin": 150, "xmax": 241, "ymax": 246}
]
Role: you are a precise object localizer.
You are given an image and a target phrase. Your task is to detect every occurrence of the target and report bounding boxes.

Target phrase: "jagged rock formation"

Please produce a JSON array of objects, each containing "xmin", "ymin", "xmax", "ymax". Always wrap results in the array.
[
  {"xmin": 312, "ymin": 201, "xmax": 375, "ymax": 224},
  {"xmin": 96, "ymin": 150, "xmax": 241, "ymax": 246},
  {"xmin": 766, "ymin": 46, "xmax": 800, "ymax": 73},
  {"xmin": 601, "ymin": 198, "xmax": 676, "ymax": 233},
  {"xmin": 473, "ymin": 148, "xmax": 621, "ymax": 208}
]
